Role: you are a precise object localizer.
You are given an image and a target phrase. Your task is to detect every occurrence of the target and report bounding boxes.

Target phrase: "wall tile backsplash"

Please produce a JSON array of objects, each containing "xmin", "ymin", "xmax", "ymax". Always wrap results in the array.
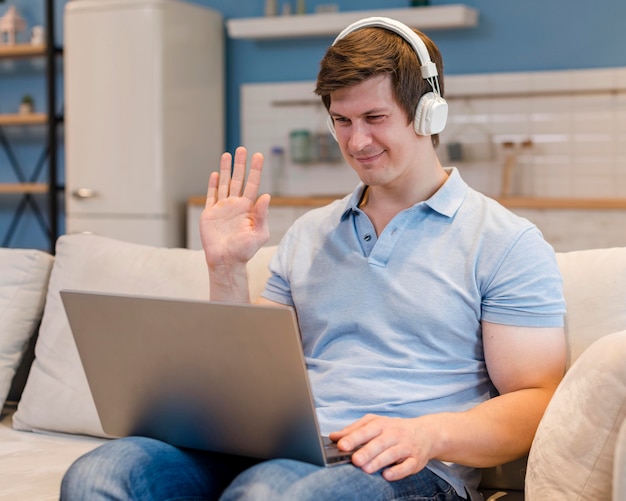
[
  {"xmin": 241, "ymin": 81, "xmax": 358, "ymax": 197},
  {"xmin": 242, "ymin": 67, "xmax": 626, "ymax": 199}
]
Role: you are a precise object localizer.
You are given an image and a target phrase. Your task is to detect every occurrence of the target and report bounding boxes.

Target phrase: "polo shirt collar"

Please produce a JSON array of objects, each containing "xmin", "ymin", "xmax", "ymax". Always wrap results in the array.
[
  {"xmin": 340, "ymin": 167, "xmax": 467, "ymax": 220},
  {"xmin": 423, "ymin": 167, "xmax": 467, "ymax": 218}
]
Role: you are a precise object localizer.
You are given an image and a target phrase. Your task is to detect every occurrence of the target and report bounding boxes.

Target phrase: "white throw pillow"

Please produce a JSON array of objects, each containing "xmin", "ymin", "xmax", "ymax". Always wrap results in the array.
[
  {"xmin": 526, "ymin": 330, "xmax": 626, "ymax": 500},
  {"xmin": 0, "ymin": 248, "xmax": 53, "ymax": 410},
  {"xmin": 556, "ymin": 247, "xmax": 626, "ymax": 368},
  {"xmin": 12, "ymin": 234, "xmax": 274, "ymax": 436}
]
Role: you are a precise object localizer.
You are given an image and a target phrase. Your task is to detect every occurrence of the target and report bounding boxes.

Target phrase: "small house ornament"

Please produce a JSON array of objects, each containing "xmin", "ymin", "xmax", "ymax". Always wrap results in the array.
[{"xmin": 0, "ymin": 6, "xmax": 27, "ymax": 45}]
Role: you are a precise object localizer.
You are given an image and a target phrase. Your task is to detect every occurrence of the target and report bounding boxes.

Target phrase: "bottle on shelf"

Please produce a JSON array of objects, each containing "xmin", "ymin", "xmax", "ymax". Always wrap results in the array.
[
  {"xmin": 264, "ymin": 0, "xmax": 278, "ymax": 16},
  {"xmin": 270, "ymin": 146, "xmax": 287, "ymax": 195}
]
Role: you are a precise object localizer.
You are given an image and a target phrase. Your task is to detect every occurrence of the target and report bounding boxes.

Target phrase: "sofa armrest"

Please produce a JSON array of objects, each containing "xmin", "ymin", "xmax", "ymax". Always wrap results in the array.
[
  {"xmin": 526, "ymin": 330, "xmax": 626, "ymax": 500},
  {"xmin": 614, "ymin": 418, "xmax": 626, "ymax": 501}
]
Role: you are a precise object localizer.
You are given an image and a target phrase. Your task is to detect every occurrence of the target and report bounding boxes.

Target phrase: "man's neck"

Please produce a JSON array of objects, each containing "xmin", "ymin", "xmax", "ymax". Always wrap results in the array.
[{"xmin": 359, "ymin": 164, "xmax": 449, "ymax": 235}]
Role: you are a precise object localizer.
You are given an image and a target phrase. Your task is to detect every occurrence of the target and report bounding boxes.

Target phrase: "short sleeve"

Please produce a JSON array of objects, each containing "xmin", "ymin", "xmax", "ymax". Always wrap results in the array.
[{"xmin": 481, "ymin": 227, "xmax": 566, "ymax": 327}]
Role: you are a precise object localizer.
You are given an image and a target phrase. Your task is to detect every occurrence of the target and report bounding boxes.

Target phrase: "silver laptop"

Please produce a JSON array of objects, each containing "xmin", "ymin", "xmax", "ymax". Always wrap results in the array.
[{"xmin": 60, "ymin": 290, "xmax": 353, "ymax": 467}]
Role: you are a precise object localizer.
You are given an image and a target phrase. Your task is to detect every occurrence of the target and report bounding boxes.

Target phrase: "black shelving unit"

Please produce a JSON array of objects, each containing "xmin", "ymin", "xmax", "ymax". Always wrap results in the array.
[
  {"xmin": 44, "ymin": 0, "xmax": 61, "ymax": 251},
  {"xmin": 0, "ymin": 0, "xmax": 62, "ymax": 253}
]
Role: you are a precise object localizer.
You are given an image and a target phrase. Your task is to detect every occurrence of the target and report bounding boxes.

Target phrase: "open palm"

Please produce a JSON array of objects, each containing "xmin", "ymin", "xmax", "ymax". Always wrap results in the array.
[{"xmin": 200, "ymin": 147, "xmax": 271, "ymax": 267}]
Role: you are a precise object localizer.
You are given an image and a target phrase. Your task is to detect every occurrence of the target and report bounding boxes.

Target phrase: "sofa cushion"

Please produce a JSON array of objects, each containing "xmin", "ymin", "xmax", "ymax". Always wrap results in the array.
[
  {"xmin": 556, "ymin": 246, "xmax": 626, "ymax": 368},
  {"xmin": 526, "ymin": 330, "xmax": 626, "ymax": 500},
  {"xmin": 0, "ymin": 408, "xmax": 105, "ymax": 499},
  {"xmin": 13, "ymin": 234, "xmax": 274, "ymax": 437},
  {"xmin": 0, "ymin": 248, "xmax": 53, "ymax": 410}
]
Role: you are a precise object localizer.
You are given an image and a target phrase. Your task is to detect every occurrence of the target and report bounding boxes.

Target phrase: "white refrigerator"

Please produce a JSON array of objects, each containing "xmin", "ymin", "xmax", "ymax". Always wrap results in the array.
[{"xmin": 64, "ymin": 0, "xmax": 223, "ymax": 247}]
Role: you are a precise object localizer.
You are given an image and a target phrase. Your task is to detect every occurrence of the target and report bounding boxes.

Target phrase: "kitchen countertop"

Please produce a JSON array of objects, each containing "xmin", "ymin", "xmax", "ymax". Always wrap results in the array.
[{"xmin": 189, "ymin": 196, "xmax": 626, "ymax": 210}]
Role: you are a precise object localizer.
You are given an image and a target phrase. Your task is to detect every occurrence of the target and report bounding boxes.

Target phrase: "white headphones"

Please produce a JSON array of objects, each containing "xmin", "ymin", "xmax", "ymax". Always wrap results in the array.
[{"xmin": 326, "ymin": 16, "xmax": 448, "ymax": 139}]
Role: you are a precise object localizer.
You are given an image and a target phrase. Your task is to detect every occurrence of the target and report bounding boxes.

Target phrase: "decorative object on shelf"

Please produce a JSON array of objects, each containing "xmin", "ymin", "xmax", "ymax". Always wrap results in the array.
[
  {"xmin": 289, "ymin": 129, "xmax": 312, "ymax": 164},
  {"xmin": 446, "ymin": 142, "xmax": 464, "ymax": 162},
  {"xmin": 285, "ymin": 129, "xmax": 341, "ymax": 165},
  {"xmin": 270, "ymin": 146, "xmax": 286, "ymax": 195},
  {"xmin": 315, "ymin": 4, "xmax": 338, "ymax": 14},
  {"xmin": 281, "ymin": 2, "xmax": 292, "ymax": 16},
  {"xmin": 264, "ymin": 0, "xmax": 277, "ymax": 16},
  {"xmin": 296, "ymin": 0, "xmax": 306, "ymax": 15},
  {"xmin": 19, "ymin": 94, "xmax": 34, "ymax": 114},
  {"xmin": 30, "ymin": 25, "xmax": 44, "ymax": 45},
  {"xmin": 313, "ymin": 131, "xmax": 342, "ymax": 163},
  {"xmin": 0, "ymin": 6, "xmax": 26, "ymax": 45},
  {"xmin": 500, "ymin": 139, "xmax": 534, "ymax": 198}
]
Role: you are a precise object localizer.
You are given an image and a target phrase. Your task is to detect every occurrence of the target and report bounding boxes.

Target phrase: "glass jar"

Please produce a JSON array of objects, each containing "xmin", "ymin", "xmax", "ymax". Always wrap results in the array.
[{"xmin": 289, "ymin": 129, "xmax": 311, "ymax": 164}]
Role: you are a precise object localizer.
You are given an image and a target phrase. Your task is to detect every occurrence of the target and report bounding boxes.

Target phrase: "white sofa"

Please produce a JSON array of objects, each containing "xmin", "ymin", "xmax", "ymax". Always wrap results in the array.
[{"xmin": 1, "ymin": 233, "xmax": 625, "ymax": 500}]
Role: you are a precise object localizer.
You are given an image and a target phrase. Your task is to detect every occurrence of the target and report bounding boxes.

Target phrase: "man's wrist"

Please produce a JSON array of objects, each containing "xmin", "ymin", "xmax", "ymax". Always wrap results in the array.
[{"xmin": 208, "ymin": 262, "xmax": 251, "ymax": 302}]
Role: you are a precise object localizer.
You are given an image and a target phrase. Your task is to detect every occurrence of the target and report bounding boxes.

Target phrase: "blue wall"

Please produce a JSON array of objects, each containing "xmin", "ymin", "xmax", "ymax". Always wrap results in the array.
[
  {"xmin": 1, "ymin": 0, "xmax": 625, "ymax": 248},
  {"xmin": 191, "ymin": 0, "xmax": 626, "ymax": 151}
]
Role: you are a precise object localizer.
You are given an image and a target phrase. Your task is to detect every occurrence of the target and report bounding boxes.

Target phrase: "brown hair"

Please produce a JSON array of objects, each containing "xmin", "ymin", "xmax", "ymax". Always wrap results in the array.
[{"xmin": 315, "ymin": 26, "xmax": 444, "ymax": 147}]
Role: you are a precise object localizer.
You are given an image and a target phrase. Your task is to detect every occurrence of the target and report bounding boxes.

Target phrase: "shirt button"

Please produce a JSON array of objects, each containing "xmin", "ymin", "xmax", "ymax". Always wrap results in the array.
[{"xmin": 364, "ymin": 234, "xmax": 372, "ymax": 241}]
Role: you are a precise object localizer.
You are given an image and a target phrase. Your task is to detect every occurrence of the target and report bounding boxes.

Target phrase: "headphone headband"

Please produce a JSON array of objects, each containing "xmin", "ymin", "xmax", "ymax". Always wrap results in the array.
[
  {"xmin": 332, "ymin": 17, "xmax": 438, "ymax": 80},
  {"xmin": 328, "ymin": 16, "xmax": 448, "ymax": 137}
]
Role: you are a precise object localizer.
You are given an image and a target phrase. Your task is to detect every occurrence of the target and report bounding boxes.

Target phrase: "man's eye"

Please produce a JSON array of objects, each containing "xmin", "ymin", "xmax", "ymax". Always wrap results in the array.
[{"xmin": 368, "ymin": 115, "xmax": 384, "ymax": 122}]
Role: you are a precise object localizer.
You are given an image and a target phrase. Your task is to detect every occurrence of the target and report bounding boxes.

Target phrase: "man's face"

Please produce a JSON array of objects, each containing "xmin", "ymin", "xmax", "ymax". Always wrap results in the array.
[{"xmin": 328, "ymin": 74, "xmax": 423, "ymax": 190}]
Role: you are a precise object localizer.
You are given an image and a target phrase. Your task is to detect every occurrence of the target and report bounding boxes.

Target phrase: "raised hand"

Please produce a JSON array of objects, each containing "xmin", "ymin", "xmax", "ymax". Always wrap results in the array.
[{"xmin": 200, "ymin": 147, "xmax": 271, "ymax": 269}]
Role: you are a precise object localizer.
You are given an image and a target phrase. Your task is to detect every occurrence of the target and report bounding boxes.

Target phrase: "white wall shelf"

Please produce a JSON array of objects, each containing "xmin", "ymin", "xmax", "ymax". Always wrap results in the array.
[{"xmin": 226, "ymin": 5, "xmax": 478, "ymax": 40}]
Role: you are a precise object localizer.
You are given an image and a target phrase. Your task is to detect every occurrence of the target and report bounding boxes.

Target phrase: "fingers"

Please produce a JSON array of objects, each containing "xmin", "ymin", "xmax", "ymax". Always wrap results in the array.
[
  {"xmin": 208, "ymin": 147, "xmax": 264, "ymax": 204},
  {"xmin": 242, "ymin": 152, "xmax": 265, "ymax": 201},
  {"xmin": 331, "ymin": 415, "xmax": 430, "ymax": 481},
  {"xmin": 382, "ymin": 456, "xmax": 420, "ymax": 481},
  {"xmin": 205, "ymin": 171, "xmax": 219, "ymax": 209},
  {"xmin": 254, "ymin": 193, "xmax": 272, "ymax": 226},
  {"xmin": 353, "ymin": 439, "xmax": 424, "ymax": 481},
  {"xmin": 229, "ymin": 147, "xmax": 248, "ymax": 197},
  {"xmin": 217, "ymin": 150, "xmax": 234, "ymax": 199},
  {"xmin": 206, "ymin": 151, "xmax": 234, "ymax": 208},
  {"xmin": 352, "ymin": 437, "xmax": 408, "ymax": 473},
  {"xmin": 332, "ymin": 414, "xmax": 379, "ymax": 451}
]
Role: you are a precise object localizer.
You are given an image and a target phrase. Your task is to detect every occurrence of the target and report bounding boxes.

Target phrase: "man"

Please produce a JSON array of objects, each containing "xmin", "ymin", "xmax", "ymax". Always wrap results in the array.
[{"xmin": 61, "ymin": 18, "xmax": 566, "ymax": 501}]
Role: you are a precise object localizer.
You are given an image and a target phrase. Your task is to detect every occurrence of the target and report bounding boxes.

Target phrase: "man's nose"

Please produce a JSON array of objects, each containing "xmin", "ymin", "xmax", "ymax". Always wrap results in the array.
[{"xmin": 348, "ymin": 123, "xmax": 372, "ymax": 152}]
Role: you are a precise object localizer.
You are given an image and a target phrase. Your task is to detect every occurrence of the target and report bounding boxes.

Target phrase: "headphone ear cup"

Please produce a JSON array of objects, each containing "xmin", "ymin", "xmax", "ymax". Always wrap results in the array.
[
  {"xmin": 414, "ymin": 92, "xmax": 448, "ymax": 136},
  {"xmin": 327, "ymin": 115, "xmax": 338, "ymax": 142}
]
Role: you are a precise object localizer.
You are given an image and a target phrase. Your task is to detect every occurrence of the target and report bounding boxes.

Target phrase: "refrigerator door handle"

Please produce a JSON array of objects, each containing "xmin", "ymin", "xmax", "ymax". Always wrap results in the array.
[{"xmin": 72, "ymin": 188, "xmax": 99, "ymax": 200}]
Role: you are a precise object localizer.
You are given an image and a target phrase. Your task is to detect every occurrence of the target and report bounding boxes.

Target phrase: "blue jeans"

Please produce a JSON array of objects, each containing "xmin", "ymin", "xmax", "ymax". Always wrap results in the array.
[{"xmin": 61, "ymin": 437, "xmax": 463, "ymax": 501}]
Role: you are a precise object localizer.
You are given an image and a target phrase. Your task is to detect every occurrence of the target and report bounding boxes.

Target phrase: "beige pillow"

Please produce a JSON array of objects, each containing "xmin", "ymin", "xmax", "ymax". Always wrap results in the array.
[
  {"xmin": 556, "ymin": 247, "xmax": 626, "ymax": 368},
  {"xmin": 0, "ymin": 248, "xmax": 53, "ymax": 410},
  {"xmin": 526, "ymin": 330, "xmax": 626, "ymax": 500},
  {"xmin": 13, "ymin": 234, "xmax": 274, "ymax": 436}
]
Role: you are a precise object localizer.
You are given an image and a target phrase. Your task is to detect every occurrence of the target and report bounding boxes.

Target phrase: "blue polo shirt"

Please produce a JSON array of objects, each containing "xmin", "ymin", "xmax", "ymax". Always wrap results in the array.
[{"xmin": 261, "ymin": 168, "xmax": 565, "ymax": 498}]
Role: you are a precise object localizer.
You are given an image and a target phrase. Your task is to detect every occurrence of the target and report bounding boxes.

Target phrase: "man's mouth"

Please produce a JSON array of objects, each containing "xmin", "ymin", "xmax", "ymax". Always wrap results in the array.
[{"xmin": 353, "ymin": 151, "xmax": 384, "ymax": 163}]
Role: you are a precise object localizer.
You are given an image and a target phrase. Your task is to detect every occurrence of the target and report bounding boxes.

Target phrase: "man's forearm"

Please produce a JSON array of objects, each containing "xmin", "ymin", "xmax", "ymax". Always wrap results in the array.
[{"xmin": 424, "ymin": 386, "xmax": 557, "ymax": 468}]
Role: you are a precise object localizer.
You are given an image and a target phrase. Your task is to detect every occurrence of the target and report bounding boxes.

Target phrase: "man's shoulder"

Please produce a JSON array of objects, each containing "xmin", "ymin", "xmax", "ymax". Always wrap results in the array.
[{"xmin": 464, "ymin": 188, "xmax": 535, "ymax": 232}]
